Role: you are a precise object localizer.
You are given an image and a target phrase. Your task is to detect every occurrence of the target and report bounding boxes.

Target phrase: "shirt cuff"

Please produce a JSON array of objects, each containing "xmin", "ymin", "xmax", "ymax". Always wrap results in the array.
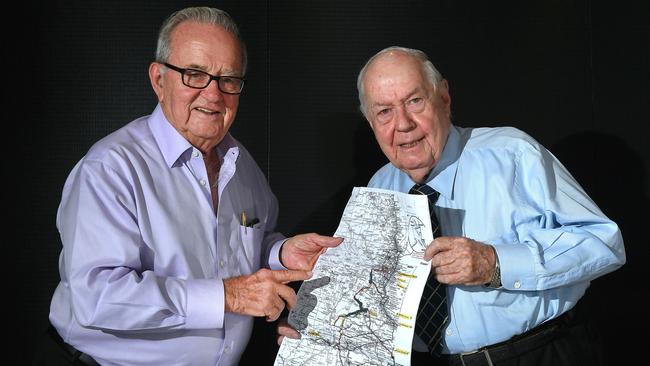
[
  {"xmin": 184, "ymin": 279, "xmax": 224, "ymax": 329},
  {"xmin": 268, "ymin": 239, "xmax": 289, "ymax": 270},
  {"xmin": 494, "ymin": 244, "xmax": 537, "ymax": 291}
]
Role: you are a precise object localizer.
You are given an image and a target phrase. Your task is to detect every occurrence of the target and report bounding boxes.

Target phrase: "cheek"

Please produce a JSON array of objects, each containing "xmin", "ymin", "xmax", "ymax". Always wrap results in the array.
[
  {"xmin": 227, "ymin": 95, "xmax": 240, "ymax": 108},
  {"xmin": 170, "ymin": 90, "xmax": 197, "ymax": 111},
  {"xmin": 373, "ymin": 125, "xmax": 394, "ymax": 147},
  {"xmin": 417, "ymin": 117, "xmax": 440, "ymax": 144},
  {"xmin": 374, "ymin": 131, "xmax": 398, "ymax": 161}
]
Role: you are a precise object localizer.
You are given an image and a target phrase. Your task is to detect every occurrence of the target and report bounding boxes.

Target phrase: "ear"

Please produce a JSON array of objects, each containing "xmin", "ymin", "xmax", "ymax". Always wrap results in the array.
[
  {"xmin": 439, "ymin": 79, "xmax": 451, "ymax": 105},
  {"xmin": 149, "ymin": 62, "xmax": 165, "ymax": 102},
  {"xmin": 437, "ymin": 79, "xmax": 452, "ymax": 117}
]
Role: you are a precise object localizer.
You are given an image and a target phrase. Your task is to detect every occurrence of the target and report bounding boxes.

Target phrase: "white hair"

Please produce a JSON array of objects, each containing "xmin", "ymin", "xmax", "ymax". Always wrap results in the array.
[{"xmin": 155, "ymin": 7, "xmax": 247, "ymax": 73}]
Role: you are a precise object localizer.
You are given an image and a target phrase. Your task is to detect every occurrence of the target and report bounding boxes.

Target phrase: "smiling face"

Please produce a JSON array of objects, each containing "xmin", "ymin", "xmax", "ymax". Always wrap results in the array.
[
  {"xmin": 363, "ymin": 52, "xmax": 451, "ymax": 183},
  {"xmin": 149, "ymin": 21, "xmax": 244, "ymax": 152}
]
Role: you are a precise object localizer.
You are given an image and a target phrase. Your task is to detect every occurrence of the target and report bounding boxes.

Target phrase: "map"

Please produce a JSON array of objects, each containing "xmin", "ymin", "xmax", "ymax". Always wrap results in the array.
[{"xmin": 274, "ymin": 187, "xmax": 433, "ymax": 366}]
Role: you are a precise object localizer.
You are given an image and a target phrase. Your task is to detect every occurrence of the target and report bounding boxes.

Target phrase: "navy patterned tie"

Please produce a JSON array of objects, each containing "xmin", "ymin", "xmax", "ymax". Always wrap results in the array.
[{"xmin": 410, "ymin": 183, "xmax": 448, "ymax": 356}]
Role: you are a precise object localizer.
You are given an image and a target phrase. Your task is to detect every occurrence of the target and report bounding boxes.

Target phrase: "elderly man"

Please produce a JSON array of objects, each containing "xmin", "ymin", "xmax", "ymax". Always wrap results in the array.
[
  {"xmin": 279, "ymin": 46, "xmax": 624, "ymax": 366},
  {"xmin": 38, "ymin": 7, "xmax": 341, "ymax": 366},
  {"xmin": 360, "ymin": 47, "xmax": 624, "ymax": 365}
]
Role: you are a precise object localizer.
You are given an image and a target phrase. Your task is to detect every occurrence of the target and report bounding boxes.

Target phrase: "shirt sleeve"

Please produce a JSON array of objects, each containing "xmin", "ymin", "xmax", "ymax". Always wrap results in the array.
[
  {"xmin": 498, "ymin": 142, "xmax": 626, "ymax": 291},
  {"xmin": 267, "ymin": 238, "xmax": 289, "ymax": 270},
  {"xmin": 57, "ymin": 160, "xmax": 223, "ymax": 331}
]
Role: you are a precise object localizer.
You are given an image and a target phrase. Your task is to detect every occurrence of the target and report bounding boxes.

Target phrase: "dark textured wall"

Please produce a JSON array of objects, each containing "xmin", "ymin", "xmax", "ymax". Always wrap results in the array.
[{"xmin": 12, "ymin": 0, "xmax": 648, "ymax": 364}]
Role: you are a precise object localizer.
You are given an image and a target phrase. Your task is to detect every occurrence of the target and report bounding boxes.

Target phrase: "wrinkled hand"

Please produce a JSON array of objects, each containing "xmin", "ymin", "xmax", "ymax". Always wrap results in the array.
[
  {"xmin": 276, "ymin": 316, "xmax": 301, "ymax": 345},
  {"xmin": 224, "ymin": 269, "xmax": 311, "ymax": 321},
  {"xmin": 423, "ymin": 236, "xmax": 496, "ymax": 285},
  {"xmin": 281, "ymin": 233, "xmax": 343, "ymax": 270}
]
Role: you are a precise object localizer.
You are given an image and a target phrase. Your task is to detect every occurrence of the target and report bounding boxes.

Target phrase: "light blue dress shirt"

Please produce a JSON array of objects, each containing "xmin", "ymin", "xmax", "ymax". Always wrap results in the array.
[
  {"xmin": 368, "ymin": 125, "xmax": 625, "ymax": 354},
  {"xmin": 49, "ymin": 104, "xmax": 286, "ymax": 365}
]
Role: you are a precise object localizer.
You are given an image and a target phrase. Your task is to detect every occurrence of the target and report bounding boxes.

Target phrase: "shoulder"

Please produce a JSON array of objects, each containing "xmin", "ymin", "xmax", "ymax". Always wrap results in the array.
[
  {"xmin": 74, "ymin": 115, "xmax": 156, "ymax": 178},
  {"xmin": 84, "ymin": 116, "xmax": 153, "ymax": 163},
  {"xmin": 466, "ymin": 126, "xmax": 536, "ymax": 145},
  {"xmin": 463, "ymin": 126, "xmax": 543, "ymax": 156}
]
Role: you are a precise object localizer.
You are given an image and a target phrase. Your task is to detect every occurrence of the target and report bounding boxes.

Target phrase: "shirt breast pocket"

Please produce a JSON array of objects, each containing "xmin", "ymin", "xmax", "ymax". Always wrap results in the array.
[{"xmin": 238, "ymin": 225, "xmax": 263, "ymax": 274}]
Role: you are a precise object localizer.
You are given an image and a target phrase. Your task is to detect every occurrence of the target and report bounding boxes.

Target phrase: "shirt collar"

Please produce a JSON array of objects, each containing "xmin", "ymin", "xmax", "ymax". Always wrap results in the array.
[{"xmin": 423, "ymin": 125, "xmax": 462, "ymax": 200}]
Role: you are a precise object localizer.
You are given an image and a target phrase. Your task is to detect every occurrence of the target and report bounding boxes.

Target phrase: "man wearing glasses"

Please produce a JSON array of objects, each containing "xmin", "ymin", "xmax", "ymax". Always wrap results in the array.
[{"xmin": 39, "ymin": 7, "xmax": 341, "ymax": 366}]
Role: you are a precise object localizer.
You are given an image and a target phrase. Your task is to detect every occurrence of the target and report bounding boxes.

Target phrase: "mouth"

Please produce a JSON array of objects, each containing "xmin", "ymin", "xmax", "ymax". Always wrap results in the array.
[
  {"xmin": 399, "ymin": 137, "xmax": 423, "ymax": 149},
  {"xmin": 194, "ymin": 107, "xmax": 221, "ymax": 115}
]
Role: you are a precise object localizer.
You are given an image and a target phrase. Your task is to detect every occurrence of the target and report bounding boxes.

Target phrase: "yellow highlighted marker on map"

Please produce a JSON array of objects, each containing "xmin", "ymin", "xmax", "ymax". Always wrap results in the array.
[
  {"xmin": 399, "ymin": 322, "xmax": 413, "ymax": 328},
  {"xmin": 394, "ymin": 348, "xmax": 410, "ymax": 355},
  {"xmin": 398, "ymin": 272, "xmax": 417, "ymax": 278},
  {"xmin": 307, "ymin": 330, "xmax": 320, "ymax": 337},
  {"xmin": 397, "ymin": 313, "xmax": 412, "ymax": 320}
]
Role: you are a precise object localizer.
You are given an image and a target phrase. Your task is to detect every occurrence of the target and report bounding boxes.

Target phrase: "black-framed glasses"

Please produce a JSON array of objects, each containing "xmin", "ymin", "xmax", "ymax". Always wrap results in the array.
[{"xmin": 163, "ymin": 63, "xmax": 246, "ymax": 94}]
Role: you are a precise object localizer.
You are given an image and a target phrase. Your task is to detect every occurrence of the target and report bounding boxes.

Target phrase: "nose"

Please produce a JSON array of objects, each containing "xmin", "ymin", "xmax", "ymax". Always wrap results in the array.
[
  {"xmin": 395, "ymin": 105, "xmax": 415, "ymax": 132},
  {"xmin": 200, "ymin": 78, "xmax": 224, "ymax": 101}
]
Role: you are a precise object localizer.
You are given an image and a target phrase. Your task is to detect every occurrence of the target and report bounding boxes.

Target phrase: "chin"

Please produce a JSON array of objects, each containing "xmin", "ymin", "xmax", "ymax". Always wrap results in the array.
[{"xmin": 397, "ymin": 157, "xmax": 431, "ymax": 170}]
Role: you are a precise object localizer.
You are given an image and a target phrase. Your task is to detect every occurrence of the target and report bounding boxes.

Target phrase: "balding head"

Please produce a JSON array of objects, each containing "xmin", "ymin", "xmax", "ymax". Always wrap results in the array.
[
  {"xmin": 357, "ymin": 46, "xmax": 444, "ymax": 119},
  {"xmin": 356, "ymin": 46, "xmax": 452, "ymax": 183}
]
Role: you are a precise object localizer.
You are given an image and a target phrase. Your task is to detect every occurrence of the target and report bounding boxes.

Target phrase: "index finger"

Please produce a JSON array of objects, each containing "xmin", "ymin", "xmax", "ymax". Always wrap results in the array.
[{"xmin": 271, "ymin": 269, "xmax": 313, "ymax": 284}]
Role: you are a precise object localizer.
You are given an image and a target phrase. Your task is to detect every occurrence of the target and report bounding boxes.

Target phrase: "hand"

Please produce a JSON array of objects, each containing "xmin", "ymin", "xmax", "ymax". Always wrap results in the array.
[
  {"xmin": 224, "ymin": 269, "xmax": 312, "ymax": 321},
  {"xmin": 276, "ymin": 316, "xmax": 301, "ymax": 345},
  {"xmin": 281, "ymin": 233, "xmax": 343, "ymax": 270},
  {"xmin": 423, "ymin": 236, "xmax": 496, "ymax": 286}
]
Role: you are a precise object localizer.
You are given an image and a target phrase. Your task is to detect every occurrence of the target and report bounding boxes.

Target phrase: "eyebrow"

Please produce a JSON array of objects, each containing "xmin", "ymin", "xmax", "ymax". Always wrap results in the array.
[
  {"xmin": 371, "ymin": 87, "xmax": 424, "ymax": 109},
  {"xmin": 185, "ymin": 63, "xmax": 242, "ymax": 77}
]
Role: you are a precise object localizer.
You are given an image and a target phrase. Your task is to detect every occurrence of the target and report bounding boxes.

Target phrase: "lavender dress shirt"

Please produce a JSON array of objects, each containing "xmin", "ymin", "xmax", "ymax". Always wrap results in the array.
[{"xmin": 49, "ymin": 104, "xmax": 286, "ymax": 365}]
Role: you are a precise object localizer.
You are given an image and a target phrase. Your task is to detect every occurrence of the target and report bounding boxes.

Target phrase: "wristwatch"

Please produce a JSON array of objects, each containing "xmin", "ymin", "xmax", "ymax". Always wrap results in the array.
[{"xmin": 487, "ymin": 247, "xmax": 502, "ymax": 288}]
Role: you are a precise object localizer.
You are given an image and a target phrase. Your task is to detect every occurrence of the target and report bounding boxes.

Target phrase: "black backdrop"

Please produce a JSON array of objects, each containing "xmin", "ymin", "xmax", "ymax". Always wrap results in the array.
[{"xmin": 11, "ymin": 0, "xmax": 648, "ymax": 364}]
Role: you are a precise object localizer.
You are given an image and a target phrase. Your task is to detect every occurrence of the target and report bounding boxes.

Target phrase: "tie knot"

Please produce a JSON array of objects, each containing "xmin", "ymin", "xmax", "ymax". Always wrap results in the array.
[{"xmin": 409, "ymin": 183, "xmax": 440, "ymax": 203}]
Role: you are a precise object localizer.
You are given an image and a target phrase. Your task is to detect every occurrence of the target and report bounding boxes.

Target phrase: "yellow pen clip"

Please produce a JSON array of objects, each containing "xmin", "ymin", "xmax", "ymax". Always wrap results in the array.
[{"xmin": 241, "ymin": 211, "xmax": 247, "ymax": 227}]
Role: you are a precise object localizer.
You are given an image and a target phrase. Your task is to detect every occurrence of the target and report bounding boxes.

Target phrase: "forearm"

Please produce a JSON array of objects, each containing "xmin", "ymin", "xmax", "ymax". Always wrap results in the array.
[
  {"xmin": 68, "ymin": 266, "xmax": 224, "ymax": 332},
  {"xmin": 496, "ymin": 220, "xmax": 624, "ymax": 291}
]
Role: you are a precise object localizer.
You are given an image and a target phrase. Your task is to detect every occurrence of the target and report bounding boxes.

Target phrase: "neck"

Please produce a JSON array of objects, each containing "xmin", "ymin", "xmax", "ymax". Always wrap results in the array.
[{"xmin": 406, "ymin": 167, "xmax": 433, "ymax": 184}]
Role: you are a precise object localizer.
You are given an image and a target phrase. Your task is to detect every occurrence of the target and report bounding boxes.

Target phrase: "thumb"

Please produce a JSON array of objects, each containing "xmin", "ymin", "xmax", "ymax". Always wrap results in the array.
[{"xmin": 317, "ymin": 235, "xmax": 344, "ymax": 247}]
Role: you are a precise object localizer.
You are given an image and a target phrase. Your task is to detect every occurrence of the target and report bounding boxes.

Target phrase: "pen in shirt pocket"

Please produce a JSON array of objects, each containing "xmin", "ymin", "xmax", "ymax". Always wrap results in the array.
[{"xmin": 241, "ymin": 211, "xmax": 260, "ymax": 228}]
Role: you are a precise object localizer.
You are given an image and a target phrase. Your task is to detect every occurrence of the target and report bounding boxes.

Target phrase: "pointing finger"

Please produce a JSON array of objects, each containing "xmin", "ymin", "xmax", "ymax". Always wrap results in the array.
[{"xmin": 271, "ymin": 269, "xmax": 313, "ymax": 284}]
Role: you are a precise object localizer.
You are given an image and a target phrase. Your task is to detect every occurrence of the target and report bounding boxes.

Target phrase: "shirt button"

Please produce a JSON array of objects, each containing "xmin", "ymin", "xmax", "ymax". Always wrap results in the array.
[
  {"xmin": 220, "ymin": 260, "xmax": 225, "ymax": 268},
  {"xmin": 446, "ymin": 328, "xmax": 453, "ymax": 336},
  {"xmin": 192, "ymin": 150, "xmax": 199, "ymax": 158},
  {"xmin": 514, "ymin": 281, "xmax": 521, "ymax": 289},
  {"xmin": 224, "ymin": 345, "xmax": 230, "ymax": 353},
  {"xmin": 199, "ymin": 179, "xmax": 206, "ymax": 186}
]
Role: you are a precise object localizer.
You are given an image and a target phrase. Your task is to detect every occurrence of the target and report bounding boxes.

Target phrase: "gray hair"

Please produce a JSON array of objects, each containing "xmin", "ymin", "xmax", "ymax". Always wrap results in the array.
[
  {"xmin": 357, "ymin": 46, "xmax": 443, "ymax": 118},
  {"xmin": 155, "ymin": 7, "xmax": 247, "ymax": 73}
]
